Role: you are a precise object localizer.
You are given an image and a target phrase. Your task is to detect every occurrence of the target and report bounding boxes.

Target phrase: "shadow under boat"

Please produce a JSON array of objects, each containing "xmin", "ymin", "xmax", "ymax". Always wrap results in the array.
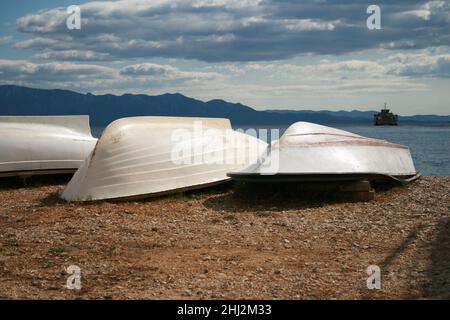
[
  {"xmin": 202, "ymin": 179, "xmax": 405, "ymax": 213},
  {"xmin": 0, "ymin": 173, "xmax": 75, "ymax": 190}
]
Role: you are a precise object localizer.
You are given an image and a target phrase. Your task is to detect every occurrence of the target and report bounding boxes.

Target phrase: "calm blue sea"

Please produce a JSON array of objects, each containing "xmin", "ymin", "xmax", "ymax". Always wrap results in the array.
[{"xmin": 92, "ymin": 123, "xmax": 450, "ymax": 176}]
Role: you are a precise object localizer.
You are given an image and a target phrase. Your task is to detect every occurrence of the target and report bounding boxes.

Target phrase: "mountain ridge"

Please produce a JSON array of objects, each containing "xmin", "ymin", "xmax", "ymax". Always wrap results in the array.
[{"xmin": 1, "ymin": 85, "xmax": 449, "ymax": 126}]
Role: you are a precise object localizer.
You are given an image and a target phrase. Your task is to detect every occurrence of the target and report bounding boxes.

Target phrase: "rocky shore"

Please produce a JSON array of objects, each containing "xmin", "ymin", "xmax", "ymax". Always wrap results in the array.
[{"xmin": 0, "ymin": 176, "xmax": 449, "ymax": 299}]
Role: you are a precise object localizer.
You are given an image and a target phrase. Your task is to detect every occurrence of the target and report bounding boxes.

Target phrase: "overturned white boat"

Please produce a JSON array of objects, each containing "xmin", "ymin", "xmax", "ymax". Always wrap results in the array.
[
  {"xmin": 0, "ymin": 116, "xmax": 97, "ymax": 177},
  {"xmin": 228, "ymin": 122, "xmax": 420, "ymax": 183},
  {"xmin": 60, "ymin": 116, "xmax": 267, "ymax": 201}
]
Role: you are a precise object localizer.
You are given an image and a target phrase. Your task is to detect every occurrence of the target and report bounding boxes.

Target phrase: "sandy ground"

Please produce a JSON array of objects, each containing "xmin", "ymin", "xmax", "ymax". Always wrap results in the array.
[{"xmin": 0, "ymin": 175, "xmax": 449, "ymax": 300}]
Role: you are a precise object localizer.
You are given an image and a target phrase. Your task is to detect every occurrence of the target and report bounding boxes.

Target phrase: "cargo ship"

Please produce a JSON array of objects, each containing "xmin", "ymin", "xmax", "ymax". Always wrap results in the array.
[{"xmin": 374, "ymin": 103, "xmax": 398, "ymax": 126}]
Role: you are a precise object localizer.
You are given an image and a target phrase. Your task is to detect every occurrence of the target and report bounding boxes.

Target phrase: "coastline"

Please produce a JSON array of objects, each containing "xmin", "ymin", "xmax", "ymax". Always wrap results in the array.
[{"xmin": 0, "ymin": 175, "xmax": 449, "ymax": 299}]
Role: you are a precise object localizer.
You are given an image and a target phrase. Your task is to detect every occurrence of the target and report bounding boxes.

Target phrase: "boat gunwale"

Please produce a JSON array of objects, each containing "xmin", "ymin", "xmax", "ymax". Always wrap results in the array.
[
  {"xmin": 226, "ymin": 172, "xmax": 421, "ymax": 183},
  {"xmin": 0, "ymin": 168, "xmax": 77, "ymax": 178}
]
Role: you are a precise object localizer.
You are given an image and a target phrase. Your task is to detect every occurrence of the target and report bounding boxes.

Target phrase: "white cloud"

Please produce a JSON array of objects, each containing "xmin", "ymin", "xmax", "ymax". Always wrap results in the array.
[
  {"xmin": 0, "ymin": 36, "xmax": 13, "ymax": 45},
  {"xmin": 120, "ymin": 63, "xmax": 222, "ymax": 81},
  {"xmin": 0, "ymin": 59, "xmax": 223, "ymax": 91},
  {"xmin": 245, "ymin": 53, "xmax": 450, "ymax": 79},
  {"xmin": 386, "ymin": 53, "xmax": 450, "ymax": 78},
  {"xmin": 0, "ymin": 59, "xmax": 116, "ymax": 81},
  {"xmin": 34, "ymin": 50, "xmax": 112, "ymax": 61},
  {"xmin": 15, "ymin": 0, "xmax": 450, "ymax": 62},
  {"xmin": 283, "ymin": 19, "xmax": 338, "ymax": 31},
  {"xmin": 14, "ymin": 37, "xmax": 73, "ymax": 50},
  {"xmin": 17, "ymin": 8, "xmax": 69, "ymax": 33},
  {"xmin": 311, "ymin": 60, "xmax": 384, "ymax": 73}
]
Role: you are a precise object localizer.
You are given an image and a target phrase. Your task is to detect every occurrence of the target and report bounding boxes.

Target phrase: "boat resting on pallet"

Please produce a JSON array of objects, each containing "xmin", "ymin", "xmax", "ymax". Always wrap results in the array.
[
  {"xmin": 0, "ymin": 116, "xmax": 98, "ymax": 177},
  {"xmin": 228, "ymin": 122, "xmax": 420, "ymax": 183},
  {"xmin": 60, "ymin": 116, "xmax": 267, "ymax": 202}
]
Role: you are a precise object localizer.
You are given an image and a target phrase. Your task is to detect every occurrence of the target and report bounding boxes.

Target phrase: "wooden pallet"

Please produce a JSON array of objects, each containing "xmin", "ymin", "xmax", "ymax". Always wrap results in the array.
[
  {"xmin": 298, "ymin": 180, "xmax": 374, "ymax": 202},
  {"xmin": 332, "ymin": 180, "xmax": 375, "ymax": 202}
]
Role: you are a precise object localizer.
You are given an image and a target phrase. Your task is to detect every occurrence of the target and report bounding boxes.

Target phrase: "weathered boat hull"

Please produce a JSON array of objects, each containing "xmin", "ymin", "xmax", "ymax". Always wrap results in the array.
[
  {"xmin": 0, "ymin": 116, "xmax": 97, "ymax": 177},
  {"xmin": 60, "ymin": 117, "xmax": 267, "ymax": 202},
  {"xmin": 228, "ymin": 122, "xmax": 419, "ymax": 183}
]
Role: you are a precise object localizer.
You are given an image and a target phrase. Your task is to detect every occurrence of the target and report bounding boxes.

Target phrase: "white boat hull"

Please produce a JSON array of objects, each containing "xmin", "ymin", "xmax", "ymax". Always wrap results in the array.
[
  {"xmin": 228, "ymin": 122, "xmax": 419, "ymax": 182},
  {"xmin": 0, "ymin": 116, "xmax": 97, "ymax": 177},
  {"xmin": 60, "ymin": 117, "xmax": 267, "ymax": 201}
]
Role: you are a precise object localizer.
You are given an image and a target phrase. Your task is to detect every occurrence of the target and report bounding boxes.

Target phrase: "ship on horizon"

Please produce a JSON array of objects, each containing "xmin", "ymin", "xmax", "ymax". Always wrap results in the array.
[{"xmin": 374, "ymin": 103, "xmax": 398, "ymax": 126}]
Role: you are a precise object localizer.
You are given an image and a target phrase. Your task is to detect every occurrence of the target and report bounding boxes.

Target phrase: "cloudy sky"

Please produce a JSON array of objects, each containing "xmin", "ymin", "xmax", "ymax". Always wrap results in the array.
[{"xmin": 1, "ymin": 0, "xmax": 450, "ymax": 115}]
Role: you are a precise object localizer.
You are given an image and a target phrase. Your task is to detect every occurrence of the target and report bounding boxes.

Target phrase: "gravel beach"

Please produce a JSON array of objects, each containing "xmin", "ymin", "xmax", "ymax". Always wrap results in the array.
[{"xmin": 0, "ymin": 175, "xmax": 449, "ymax": 300}]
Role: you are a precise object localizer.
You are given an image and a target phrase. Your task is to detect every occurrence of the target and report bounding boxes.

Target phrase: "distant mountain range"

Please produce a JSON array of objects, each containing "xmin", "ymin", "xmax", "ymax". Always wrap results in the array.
[{"xmin": 1, "ymin": 85, "xmax": 449, "ymax": 126}]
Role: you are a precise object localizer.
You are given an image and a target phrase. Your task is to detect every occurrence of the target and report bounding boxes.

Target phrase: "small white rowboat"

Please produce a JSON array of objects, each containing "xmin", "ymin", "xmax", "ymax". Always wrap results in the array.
[
  {"xmin": 0, "ymin": 116, "xmax": 97, "ymax": 177},
  {"xmin": 228, "ymin": 122, "xmax": 420, "ymax": 183},
  {"xmin": 60, "ymin": 116, "xmax": 267, "ymax": 201}
]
